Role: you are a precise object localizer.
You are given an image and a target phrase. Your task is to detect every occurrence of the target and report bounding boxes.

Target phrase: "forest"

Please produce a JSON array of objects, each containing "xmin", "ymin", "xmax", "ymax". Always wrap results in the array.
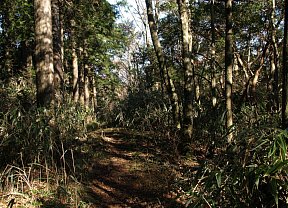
[{"xmin": 0, "ymin": 0, "xmax": 288, "ymax": 207}]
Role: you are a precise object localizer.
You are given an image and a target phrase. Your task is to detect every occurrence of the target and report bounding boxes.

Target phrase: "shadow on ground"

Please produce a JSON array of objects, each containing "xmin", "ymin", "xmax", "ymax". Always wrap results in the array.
[{"xmin": 75, "ymin": 128, "xmax": 186, "ymax": 208}]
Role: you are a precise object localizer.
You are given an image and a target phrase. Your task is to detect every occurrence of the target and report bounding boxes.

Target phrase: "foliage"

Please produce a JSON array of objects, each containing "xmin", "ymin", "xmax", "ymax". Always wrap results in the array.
[
  {"xmin": 0, "ymin": 80, "xmax": 93, "ymax": 207},
  {"xmin": 111, "ymin": 90, "xmax": 172, "ymax": 132},
  {"xmin": 0, "ymin": 0, "xmax": 34, "ymax": 79},
  {"xmin": 188, "ymin": 109, "xmax": 288, "ymax": 208}
]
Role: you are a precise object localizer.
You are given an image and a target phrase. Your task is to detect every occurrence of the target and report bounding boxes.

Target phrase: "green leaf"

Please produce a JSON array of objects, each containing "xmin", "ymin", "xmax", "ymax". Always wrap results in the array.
[
  {"xmin": 268, "ymin": 142, "xmax": 277, "ymax": 158},
  {"xmin": 255, "ymin": 175, "xmax": 260, "ymax": 189},
  {"xmin": 215, "ymin": 172, "xmax": 222, "ymax": 188},
  {"xmin": 276, "ymin": 136, "xmax": 287, "ymax": 161},
  {"xmin": 264, "ymin": 160, "xmax": 288, "ymax": 176},
  {"xmin": 246, "ymin": 164, "xmax": 258, "ymax": 168},
  {"xmin": 251, "ymin": 139, "xmax": 269, "ymax": 151}
]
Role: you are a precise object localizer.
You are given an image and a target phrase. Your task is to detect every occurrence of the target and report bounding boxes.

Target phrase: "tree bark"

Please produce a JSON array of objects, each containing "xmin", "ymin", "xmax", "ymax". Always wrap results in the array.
[
  {"xmin": 225, "ymin": 0, "xmax": 233, "ymax": 143},
  {"xmin": 34, "ymin": 0, "xmax": 54, "ymax": 107},
  {"xmin": 71, "ymin": 19, "xmax": 79, "ymax": 102},
  {"xmin": 84, "ymin": 64, "xmax": 90, "ymax": 108},
  {"xmin": 91, "ymin": 75, "xmax": 97, "ymax": 113},
  {"xmin": 52, "ymin": 0, "xmax": 64, "ymax": 104},
  {"xmin": 270, "ymin": 0, "xmax": 279, "ymax": 112},
  {"xmin": 210, "ymin": 0, "xmax": 217, "ymax": 107},
  {"xmin": 79, "ymin": 46, "xmax": 85, "ymax": 105},
  {"xmin": 177, "ymin": 0, "xmax": 194, "ymax": 139},
  {"xmin": 282, "ymin": 0, "xmax": 288, "ymax": 129},
  {"xmin": 145, "ymin": 0, "xmax": 181, "ymax": 129},
  {"xmin": 83, "ymin": 42, "xmax": 90, "ymax": 109}
]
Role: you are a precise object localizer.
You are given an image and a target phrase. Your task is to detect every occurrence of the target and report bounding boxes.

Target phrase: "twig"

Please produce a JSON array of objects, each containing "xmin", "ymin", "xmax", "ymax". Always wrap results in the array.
[{"xmin": 6, "ymin": 198, "xmax": 15, "ymax": 208}]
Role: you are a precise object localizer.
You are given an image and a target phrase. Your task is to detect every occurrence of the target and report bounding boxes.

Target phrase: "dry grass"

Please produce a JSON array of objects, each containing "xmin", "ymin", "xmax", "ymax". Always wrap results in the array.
[{"xmin": 0, "ymin": 128, "xmax": 198, "ymax": 207}]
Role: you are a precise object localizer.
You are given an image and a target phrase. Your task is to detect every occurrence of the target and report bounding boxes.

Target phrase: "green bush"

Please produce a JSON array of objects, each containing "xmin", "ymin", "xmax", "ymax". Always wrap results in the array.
[
  {"xmin": 0, "ymin": 79, "xmax": 91, "ymax": 173},
  {"xmin": 112, "ymin": 90, "xmax": 172, "ymax": 132},
  {"xmin": 188, "ymin": 126, "xmax": 288, "ymax": 208}
]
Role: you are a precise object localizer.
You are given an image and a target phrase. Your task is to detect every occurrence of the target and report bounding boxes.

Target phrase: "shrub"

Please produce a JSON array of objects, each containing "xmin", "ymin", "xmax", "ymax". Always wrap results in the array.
[{"xmin": 188, "ymin": 126, "xmax": 288, "ymax": 208}]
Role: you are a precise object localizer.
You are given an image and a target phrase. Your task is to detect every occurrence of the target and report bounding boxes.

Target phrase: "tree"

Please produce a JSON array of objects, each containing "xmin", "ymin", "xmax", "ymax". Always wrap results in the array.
[
  {"xmin": 269, "ymin": 0, "xmax": 279, "ymax": 112},
  {"xmin": 34, "ymin": 0, "xmax": 54, "ymax": 107},
  {"xmin": 282, "ymin": 0, "xmax": 288, "ymax": 129},
  {"xmin": 145, "ymin": 0, "xmax": 181, "ymax": 129},
  {"xmin": 52, "ymin": 0, "xmax": 64, "ymax": 103},
  {"xmin": 177, "ymin": 0, "xmax": 194, "ymax": 139},
  {"xmin": 225, "ymin": 0, "xmax": 234, "ymax": 143},
  {"xmin": 70, "ymin": 18, "xmax": 79, "ymax": 102},
  {"xmin": 210, "ymin": 0, "xmax": 217, "ymax": 107}
]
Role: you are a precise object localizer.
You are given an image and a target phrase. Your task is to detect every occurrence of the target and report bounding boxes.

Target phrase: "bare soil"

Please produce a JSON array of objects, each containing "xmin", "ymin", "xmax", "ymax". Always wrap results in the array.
[{"xmin": 78, "ymin": 128, "xmax": 191, "ymax": 207}]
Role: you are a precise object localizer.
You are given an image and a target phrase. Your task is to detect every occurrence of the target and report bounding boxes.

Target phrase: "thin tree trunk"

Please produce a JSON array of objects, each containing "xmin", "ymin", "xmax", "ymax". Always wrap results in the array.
[
  {"xmin": 251, "ymin": 42, "xmax": 269, "ymax": 95},
  {"xmin": 145, "ymin": 0, "xmax": 167, "ymax": 89},
  {"xmin": 91, "ymin": 75, "xmax": 97, "ymax": 113},
  {"xmin": 60, "ymin": 6, "xmax": 64, "ymax": 67},
  {"xmin": 145, "ymin": 0, "xmax": 181, "ymax": 128},
  {"xmin": 210, "ymin": 0, "xmax": 217, "ymax": 107},
  {"xmin": 282, "ymin": 0, "xmax": 288, "ymax": 129},
  {"xmin": 237, "ymin": 42, "xmax": 269, "ymax": 110},
  {"xmin": 83, "ymin": 42, "xmax": 90, "ymax": 108},
  {"xmin": 79, "ymin": 46, "xmax": 85, "ymax": 105},
  {"xmin": 177, "ymin": 0, "xmax": 194, "ymax": 138},
  {"xmin": 271, "ymin": 0, "xmax": 279, "ymax": 112},
  {"xmin": 71, "ymin": 19, "xmax": 79, "ymax": 102},
  {"xmin": 60, "ymin": 5, "xmax": 66, "ymax": 89},
  {"xmin": 52, "ymin": 0, "xmax": 64, "ymax": 104},
  {"xmin": 34, "ymin": 0, "xmax": 54, "ymax": 107},
  {"xmin": 84, "ymin": 64, "xmax": 90, "ymax": 108},
  {"xmin": 155, "ymin": 0, "xmax": 160, "ymax": 29},
  {"xmin": 225, "ymin": 0, "xmax": 234, "ymax": 143}
]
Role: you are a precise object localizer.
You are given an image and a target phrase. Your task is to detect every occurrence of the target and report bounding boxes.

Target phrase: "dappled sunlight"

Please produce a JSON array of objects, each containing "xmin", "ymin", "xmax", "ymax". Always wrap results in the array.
[{"xmin": 75, "ymin": 128, "xmax": 188, "ymax": 207}]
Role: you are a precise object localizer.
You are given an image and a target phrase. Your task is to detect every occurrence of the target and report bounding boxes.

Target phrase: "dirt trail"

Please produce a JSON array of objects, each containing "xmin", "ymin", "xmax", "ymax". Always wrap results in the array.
[{"xmin": 80, "ymin": 129, "xmax": 187, "ymax": 208}]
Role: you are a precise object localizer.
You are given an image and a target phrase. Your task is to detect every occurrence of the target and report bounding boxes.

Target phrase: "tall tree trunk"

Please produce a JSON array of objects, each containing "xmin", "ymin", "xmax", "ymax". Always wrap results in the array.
[
  {"xmin": 34, "ymin": 0, "xmax": 54, "ymax": 107},
  {"xmin": 145, "ymin": 0, "xmax": 181, "ymax": 128},
  {"xmin": 155, "ymin": 0, "xmax": 160, "ymax": 29},
  {"xmin": 60, "ymin": 6, "xmax": 64, "ymax": 68},
  {"xmin": 71, "ymin": 19, "xmax": 79, "ymax": 102},
  {"xmin": 210, "ymin": 0, "xmax": 217, "ymax": 107},
  {"xmin": 83, "ymin": 42, "xmax": 90, "ymax": 108},
  {"xmin": 270, "ymin": 0, "xmax": 279, "ymax": 112},
  {"xmin": 177, "ymin": 0, "xmax": 194, "ymax": 139},
  {"xmin": 282, "ymin": 0, "xmax": 288, "ymax": 129},
  {"xmin": 225, "ymin": 0, "xmax": 234, "ymax": 143},
  {"xmin": 52, "ymin": 0, "xmax": 64, "ymax": 104},
  {"xmin": 91, "ymin": 75, "xmax": 97, "ymax": 113},
  {"xmin": 84, "ymin": 64, "xmax": 90, "ymax": 108},
  {"xmin": 79, "ymin": 46, "xmax": 85, "ymax": 105},
  {"xmin": 145, "ymin": 0, "xmax": 166, "ymax": 89}
]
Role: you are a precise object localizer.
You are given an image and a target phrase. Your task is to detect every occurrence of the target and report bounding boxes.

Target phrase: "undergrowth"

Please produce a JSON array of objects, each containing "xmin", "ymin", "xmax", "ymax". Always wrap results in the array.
[
  {"xmin": 0, "ymin": 80, "xmax": 94, "ymax": 207},
  {"xmin": 2, "ymin": 80, "xmax": 288, "ymax": 208},
  {"xmin": 112, "ymin": 90, "xmax": 172, "ymax": 132},
  {"xmin": 185, "ymin": 104, "xmax": 288, "ymax": 208}
]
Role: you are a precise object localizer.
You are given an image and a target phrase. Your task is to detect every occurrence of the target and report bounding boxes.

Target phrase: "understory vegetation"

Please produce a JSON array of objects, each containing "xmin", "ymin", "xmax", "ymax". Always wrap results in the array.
[{"xmin": 1, "ymin": 78, "xmax": 288, "ymax": 207}]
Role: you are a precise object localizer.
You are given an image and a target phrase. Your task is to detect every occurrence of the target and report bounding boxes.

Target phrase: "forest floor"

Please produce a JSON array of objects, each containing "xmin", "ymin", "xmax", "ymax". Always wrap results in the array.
[
  {"xmin": 76, "ymin": 128, "xmax": 198, "ymax": 207},
  {"xmin": 0, "ymin": 128, "xmax": 199, "ymax": 208}
]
